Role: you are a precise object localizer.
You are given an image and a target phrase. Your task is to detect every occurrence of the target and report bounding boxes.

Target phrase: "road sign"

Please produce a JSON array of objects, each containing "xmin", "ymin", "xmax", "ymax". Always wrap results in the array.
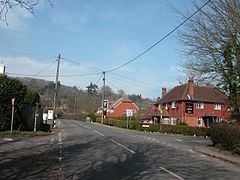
[
  {"xmin": 103, "ymin": 100, "xmax": 108, "ymax": 108},
  {"xmin": 11, "ymin": 98, "xmax": 15, "ymax": 106},
  {"xmin": 126, "ymin": 109, "xmax": 133, "ymax": 117}
]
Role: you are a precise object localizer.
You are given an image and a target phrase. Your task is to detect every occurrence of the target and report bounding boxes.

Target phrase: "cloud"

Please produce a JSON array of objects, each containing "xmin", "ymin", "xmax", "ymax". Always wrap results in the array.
[{"xmin": 2, "ymin": 56, "xmax": 102, "ymax": 90}]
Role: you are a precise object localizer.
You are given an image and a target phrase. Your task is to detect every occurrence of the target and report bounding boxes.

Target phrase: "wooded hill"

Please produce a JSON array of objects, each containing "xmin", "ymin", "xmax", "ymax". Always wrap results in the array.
[{"xmin": 17, "ymin": 77, "xmax": 155, "ymax": 116}]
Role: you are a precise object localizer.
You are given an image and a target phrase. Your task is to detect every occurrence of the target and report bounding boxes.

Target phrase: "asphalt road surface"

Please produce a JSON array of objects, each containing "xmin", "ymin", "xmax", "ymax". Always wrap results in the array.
[{"xmin": 1, "ymin": 119, "xmax": 240, "ymax": 180}]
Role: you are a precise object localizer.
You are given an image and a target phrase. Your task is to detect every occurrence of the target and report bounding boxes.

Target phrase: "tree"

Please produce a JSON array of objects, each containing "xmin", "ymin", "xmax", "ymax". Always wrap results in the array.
[
  {"xmin": 0, "ymin": 0, "xmax": 53, "ymax": 24},
  {"xmin": 178, "ymin": 0, "xmax": 240, "ymax": 121},
  {"xmin": 86, "ymin": 82, "xmax": 99, "ymax": 96},
  {"xmin": 0, "ymin": 76, "xmax": 40, "ymax": 130},
  {"xmin": 0, "ymin": 76, "xmax": 27, "ymax": 130}
]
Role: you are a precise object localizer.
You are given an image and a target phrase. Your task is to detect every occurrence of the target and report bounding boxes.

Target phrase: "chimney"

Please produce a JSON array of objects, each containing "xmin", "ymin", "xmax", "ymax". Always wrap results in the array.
[
  {"xmin": 162, "ymin": 87, "xmax": 167, "ymax": 98},
  {"xmin": 188, "ymin": 78, "xmax": 194, "ymax": 98}
]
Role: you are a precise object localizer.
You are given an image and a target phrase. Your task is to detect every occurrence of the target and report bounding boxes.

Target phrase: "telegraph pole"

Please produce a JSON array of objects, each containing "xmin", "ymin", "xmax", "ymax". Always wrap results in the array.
[
  {"xmin": 73, "ymin": 93, "xmax": 77, "ymax": 120},
  {"xmin": 53, "ymin": 54, "xmax": 60, "ymax": 122},
  {"xmin": 101, "ymin": 71, "xmax": 106, "ymax": 124}
]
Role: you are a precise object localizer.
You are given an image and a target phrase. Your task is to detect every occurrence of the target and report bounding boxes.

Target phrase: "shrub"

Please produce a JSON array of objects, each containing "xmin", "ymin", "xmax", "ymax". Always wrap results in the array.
[{"xmin": 209, "ymin": 122, "xmax": 240, "ymax": 153}]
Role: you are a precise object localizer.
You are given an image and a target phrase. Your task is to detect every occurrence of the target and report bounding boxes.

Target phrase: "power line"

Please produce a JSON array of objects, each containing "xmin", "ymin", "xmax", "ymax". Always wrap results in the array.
[
  {"xmin": 95, "ymin": 74, "xmax": 103, "ymax": 85},
  {"xmin": 33, "ymin": 60, "xmax": 56, "ymax": 76},
  {"xmin": 109, "ymin": 72, "xmax": 162, "ymax": 89},
  {"xmin": 61, "ymin": 57, "xmax": 103, "ymax": 72},
  {"xmin": 106, "ymin": 79, "xmax": 120, "ymax": 92},
  {"xmin": 107, "ymin": 74, "xmax": 159, "ymax": 94},
  {"xmin": 7, "ymin": 72, "xmax": 102, "ymax": 77},
  {"xmin": 106, "ymin": 0, "xmax": 211, "ymax": 73}
]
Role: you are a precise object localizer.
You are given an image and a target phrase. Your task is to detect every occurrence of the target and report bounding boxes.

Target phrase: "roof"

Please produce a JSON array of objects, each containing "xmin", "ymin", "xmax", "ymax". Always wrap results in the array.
[
  {"xmin": 156, "ymin": 83, "xmax": 227, "ymax": 104},
  {"xmin": 140, "ymin": 106, "xmax": 158, "ymax": 120},
  {"xmin": 111, "ymin": 97, "xmax": 132, "ymax": 108}
]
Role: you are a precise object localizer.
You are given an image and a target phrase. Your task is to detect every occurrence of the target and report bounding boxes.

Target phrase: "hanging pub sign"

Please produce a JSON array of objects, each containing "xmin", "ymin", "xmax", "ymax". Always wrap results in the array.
[{"xmin": 185, "ymin": 103, "xmax": 194, "ymax": 114}]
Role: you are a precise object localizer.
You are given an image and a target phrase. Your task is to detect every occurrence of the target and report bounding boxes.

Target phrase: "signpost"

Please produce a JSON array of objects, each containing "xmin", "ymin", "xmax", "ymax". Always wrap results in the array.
[
  {"xmin": 11, "ymin": 98, "xmax": 15, "ymax": 135},
  {"xmin": 126, "ymin": 109, "xmax": 133, "ymax": 129},
  {"xmin": 47, "ymin": 110, "xmax": 54, "ymax": 126}
]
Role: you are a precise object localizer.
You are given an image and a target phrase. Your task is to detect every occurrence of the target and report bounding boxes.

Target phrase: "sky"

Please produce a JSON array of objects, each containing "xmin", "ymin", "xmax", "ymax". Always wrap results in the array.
[{"xmin": 0, "ymin": 0, "xmax": 194, "ymax": 99}]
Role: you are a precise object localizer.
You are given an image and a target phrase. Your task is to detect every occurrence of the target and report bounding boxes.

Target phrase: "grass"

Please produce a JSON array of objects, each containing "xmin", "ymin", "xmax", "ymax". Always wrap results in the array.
[{"xmin": 0, "ymin": 130, "xmax": 55, "ymax": 137}]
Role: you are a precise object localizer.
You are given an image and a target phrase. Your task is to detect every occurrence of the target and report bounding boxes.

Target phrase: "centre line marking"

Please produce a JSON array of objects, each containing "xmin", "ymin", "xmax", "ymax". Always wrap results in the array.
[
  {"xmin": 111, "ymin": 139, "xmax": 136, "ymax": 154},
  {"xmin": 160, "ymin": 167, "xmax": 184, "ymax": 180},
  {"xmin": 84, "ymin": 126, "xmax": 91, "ymax": 129},
  {"xmin": 94, "ymin": 130, "xmax": 104, "ymax": 136},
  {"xmin": 175, "ymin": 139, "xmax": 183, "ymax": 142}
]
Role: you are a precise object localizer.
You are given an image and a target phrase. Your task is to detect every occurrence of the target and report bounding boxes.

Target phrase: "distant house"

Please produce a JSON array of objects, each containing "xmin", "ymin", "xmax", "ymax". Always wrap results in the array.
[
  {"xmin": 96, "ymin": 97, "xmax": 139, "ymax": 118},
  {"xmin": 141, "ymin": 79, "xmax": 230, "ymax": 127}
]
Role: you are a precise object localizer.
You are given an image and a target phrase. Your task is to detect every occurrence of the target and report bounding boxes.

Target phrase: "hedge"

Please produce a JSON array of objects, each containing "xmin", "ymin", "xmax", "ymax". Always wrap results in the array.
[
  {"xmin": 96, "ymin": 117, "xmax": 208, "ymax": 137},
  {"xmin": 209, "ymin": 122, "xmax": 240, "ymax": 154}
]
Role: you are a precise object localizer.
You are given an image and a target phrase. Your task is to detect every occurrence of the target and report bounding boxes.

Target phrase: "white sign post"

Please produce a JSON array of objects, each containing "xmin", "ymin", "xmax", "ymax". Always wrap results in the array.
[
  {"xmin": 47, "ymin": 110, "xmax": 54, "ymax": 125},
  {"xmin": 11, "ymin": 98, "xmax": 15, "ymax": 135},
  {"xmin": 126, "ymin": 109, "xmax": 133, "ymax": 129}
]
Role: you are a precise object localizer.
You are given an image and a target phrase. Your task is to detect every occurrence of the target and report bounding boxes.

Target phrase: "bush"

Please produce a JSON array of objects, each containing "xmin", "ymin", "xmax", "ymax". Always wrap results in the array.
[
  {"xmin": 209, "ymin": 122, "xmax": 240, "ymax": 153},
  {"xmin": 95, "ymin": 117, "xmax": 208, "ymax": 137}
]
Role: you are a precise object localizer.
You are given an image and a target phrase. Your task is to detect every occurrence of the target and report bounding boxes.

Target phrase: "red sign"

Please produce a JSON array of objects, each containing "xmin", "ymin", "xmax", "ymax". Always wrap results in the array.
[{"xmin": 11, "ymin": 98, "xmax": 15, "ymax": 106}]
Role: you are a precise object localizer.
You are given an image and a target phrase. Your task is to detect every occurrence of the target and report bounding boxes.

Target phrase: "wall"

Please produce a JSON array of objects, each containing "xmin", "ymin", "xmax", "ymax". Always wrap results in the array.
[
  {"xmin": 108, "ymin": 102, "xmax": 139, "ymax": 117},
  {"xmin": 162, "ymin": 101, "xmax": 230, "ymax": 127}
]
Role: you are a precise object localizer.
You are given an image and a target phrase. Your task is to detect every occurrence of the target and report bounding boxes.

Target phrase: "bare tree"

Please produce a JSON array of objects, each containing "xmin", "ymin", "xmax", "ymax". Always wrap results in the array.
[
  {"xmin": 179, "ymin": 0, "xmax": 240, "ymax": 121},
  {"xmin": 0, "ymin": 0, "xmax": 53, "ymax": 24}
]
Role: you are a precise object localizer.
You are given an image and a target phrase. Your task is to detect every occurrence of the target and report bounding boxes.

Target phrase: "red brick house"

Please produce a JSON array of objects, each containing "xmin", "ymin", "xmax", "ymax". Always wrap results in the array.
[
  {"xmin": 96, "ymin": 97, "xmax": 139, "ymax": 118},
  {"xmin": 141, "ymin": 79, "xmax": 230, "ymax": 127}
]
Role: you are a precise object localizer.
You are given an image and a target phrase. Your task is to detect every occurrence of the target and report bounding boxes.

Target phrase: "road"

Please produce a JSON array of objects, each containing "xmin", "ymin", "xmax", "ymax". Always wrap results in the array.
[{"xmin": 1, "ymin": 119, "xmax": 240, "ymax": 180}]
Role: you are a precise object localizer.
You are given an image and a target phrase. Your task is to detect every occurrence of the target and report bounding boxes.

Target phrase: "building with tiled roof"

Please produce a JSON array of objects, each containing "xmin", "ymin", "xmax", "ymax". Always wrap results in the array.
[
  {"xmin": 141, "ymin": 79, "xmax": 230, "ymax": 127},
  {"xmin": 96, "ymin": 97, "xmax": 139, "ymax": 118}
]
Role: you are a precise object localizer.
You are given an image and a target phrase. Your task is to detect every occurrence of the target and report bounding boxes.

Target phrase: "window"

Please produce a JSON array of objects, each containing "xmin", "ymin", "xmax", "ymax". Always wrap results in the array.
[
  {"xmin": 165, "ymin": 103, "xmax": 168, "ymax": 110},
  {"xmin": 197, "ymin": 117, "xmax": 202, "ymax": 127},
  {"xmin": 163, "ymin": 118, "xmax": 169, "ymax": 124},
  {"xmin": 171, "ymin": 101, "xmax": 176, "ymax": 109},
  {"xmin": 214, "ymin": 103, "xmax": 221, "ymax": 110},
  {"xmin": 171, "ymin": 117, "xmax": 177, "ymax": 125},
  {"xmin": 196, "ymin": 102, "xmax": 204, "ymax": 109},
  {"xmin": 158, "ymin": 104, "xmax": 162, "ymax": 110}
]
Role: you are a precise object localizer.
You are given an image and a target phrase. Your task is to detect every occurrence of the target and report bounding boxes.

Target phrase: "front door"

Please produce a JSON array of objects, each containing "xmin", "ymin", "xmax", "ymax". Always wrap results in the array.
[{"xmin": 203, "ymin": 117, "xmax": 214, "ymax": 128}]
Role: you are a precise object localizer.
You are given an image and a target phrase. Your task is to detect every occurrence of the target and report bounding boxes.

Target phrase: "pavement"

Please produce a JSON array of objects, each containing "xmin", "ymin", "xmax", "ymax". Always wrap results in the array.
[{"xmin": 192, "ymin": 144, "xmax": 240, "ymax": 167}]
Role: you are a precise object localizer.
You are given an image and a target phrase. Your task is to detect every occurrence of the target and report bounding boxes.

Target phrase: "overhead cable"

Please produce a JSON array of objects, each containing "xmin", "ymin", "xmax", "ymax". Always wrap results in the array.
[{"xmin": 106, "ymin": 0, "xmax": 211, "ymax": 73}]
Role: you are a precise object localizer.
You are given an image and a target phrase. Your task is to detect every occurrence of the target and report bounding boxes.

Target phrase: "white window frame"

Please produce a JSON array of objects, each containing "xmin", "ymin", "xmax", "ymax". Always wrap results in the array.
[
  {"xmin": 197, "ymin": 117, "xmax": 203, "ymax": 127},
  {"xmin": 214, "ymin": 103, "xmax": 221, "ymax": 110},
  {"xmin": 171, "ymin": 117, "xmax": 176, "ymax": 125},
  {"xmin": 196, "ymin": 102, "xmax": 204, "ymax": 109},
  {"xmin": 165, "ymin": 103, "xmax": 168, "ymax": 110},
  {"xmin": 163, "ymin": 118, "xmax": 169, "ymax": 124},
  {"xmin": 171, "ymin": 101, "xmax": 176, "ymax": 109}
]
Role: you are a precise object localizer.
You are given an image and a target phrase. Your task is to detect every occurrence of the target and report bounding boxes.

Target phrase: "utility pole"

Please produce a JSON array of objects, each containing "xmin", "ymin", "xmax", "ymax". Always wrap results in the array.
[
  {"xmin": 53, "ymin": 54, "xmax": 60, "ymax": 122},
  {"xmin": 101, "ymin": 71, "xmax": 106, "ymax": 124},
  {"xmin": 73, "ymin": 93, "xmax": 77, "ymax": 120}
]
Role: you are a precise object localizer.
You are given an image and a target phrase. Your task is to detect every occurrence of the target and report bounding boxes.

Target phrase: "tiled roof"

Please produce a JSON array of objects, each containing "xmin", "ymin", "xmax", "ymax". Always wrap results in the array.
[
  {"xmin": 111, "ymin": 97, "xmax": 132, "ymax": 108},
  {"xmin": 156, "ymin": 84, "xmax": 227, "ymax": 104},
  {"xmin": 140, "ymin": 106, "xmax": 159, "ymax": 120}
]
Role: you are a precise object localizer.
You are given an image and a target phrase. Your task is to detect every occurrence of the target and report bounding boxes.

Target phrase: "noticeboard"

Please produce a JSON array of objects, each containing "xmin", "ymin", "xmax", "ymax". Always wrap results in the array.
[{"xmin": 185, "ymin": 103, "xmax": 194, "ymax": 114}]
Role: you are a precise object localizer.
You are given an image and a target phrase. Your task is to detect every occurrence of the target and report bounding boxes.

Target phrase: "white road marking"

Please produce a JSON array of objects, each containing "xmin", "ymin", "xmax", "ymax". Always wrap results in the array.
[
  {"xmin": 3, "ymin": 138, "xmax": 13, "ymax": 141},
  {"xmin": 111, "ymin": 139, "xmax": 136, "ymax": 154},
  {"xmin": 94, "ymin": 130, "xmax": 104, "ymax": 136},
  {"xmin": 175, "ymin": 139, "xmax": 183, "ymax": 142},
  {"xmin": 160, "ymin": 167, "xmax": 184, "ymax": 180},
  {"xmin": 201, "ymin": 154, "xmax": 206, "ymax": 157},
  {"xmin": 84, "ymin": 126, "xmax": 91, "ymax": 129},
  {"xmin": 59, "ymin": 157, "xmax": 62, "ymax": 162},
  {"xmin": 50, "ymin": 136, "xmax": 54, "ymax": 142}
]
